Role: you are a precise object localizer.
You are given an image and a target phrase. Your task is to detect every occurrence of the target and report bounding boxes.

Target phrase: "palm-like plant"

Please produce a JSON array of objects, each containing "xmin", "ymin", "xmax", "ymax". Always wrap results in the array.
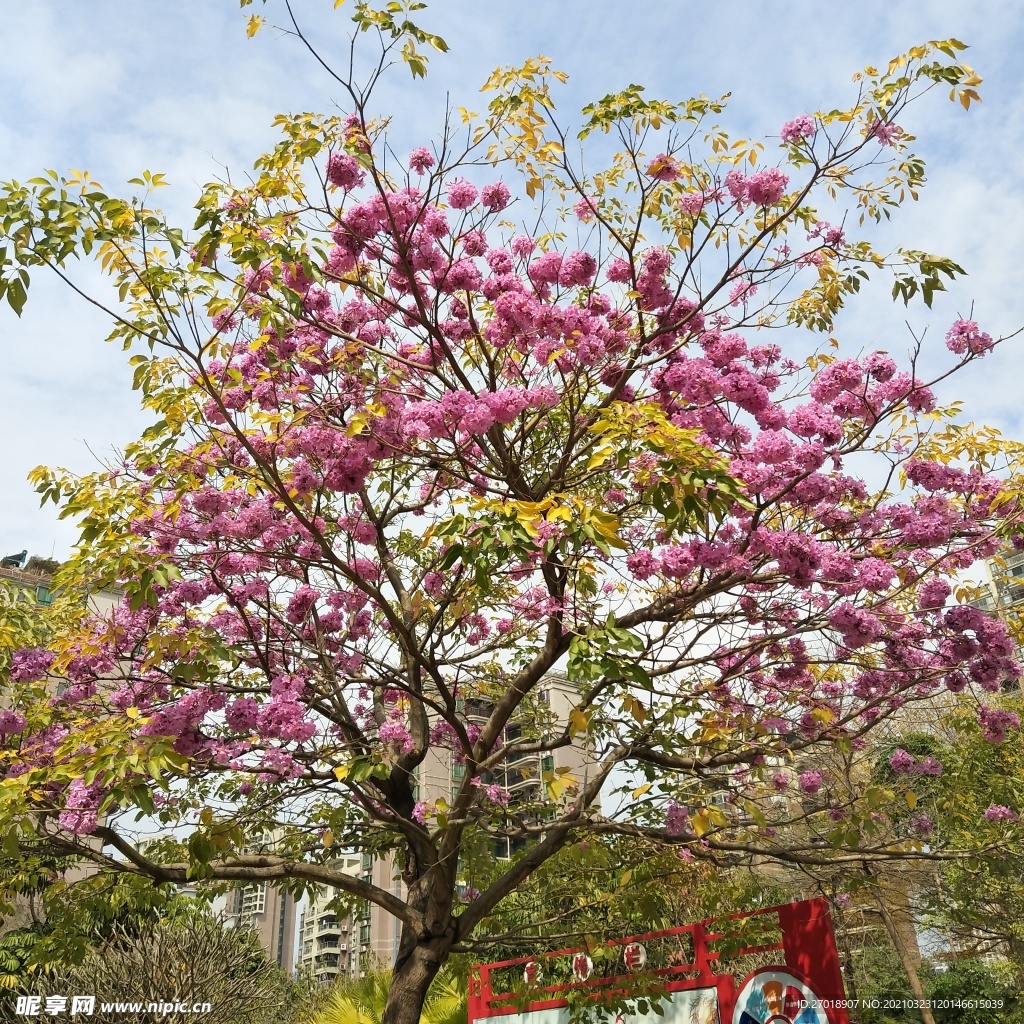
[{"xmin": 312, "ymin": 965, "xmax": 466, "ymax": 1024}]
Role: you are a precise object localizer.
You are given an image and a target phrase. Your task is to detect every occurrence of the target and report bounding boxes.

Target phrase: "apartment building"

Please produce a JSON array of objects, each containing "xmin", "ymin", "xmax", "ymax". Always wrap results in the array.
[
  {"xmin": 224, "ymin": 877, "xmax": 297, "ymax": 970},
  {"xmin": 975, "ymin": 544, "xmax": 1024, "ymax": 689},
  {"xmin": 296, "ymin": 854, "xmax": 361, "ymax": 982}
]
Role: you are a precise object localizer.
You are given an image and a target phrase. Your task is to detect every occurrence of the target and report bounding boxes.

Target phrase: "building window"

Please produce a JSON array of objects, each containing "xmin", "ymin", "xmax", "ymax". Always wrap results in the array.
[{"xmin": 35, "ymin": 587, "xmax": 52, "ymax": 606}]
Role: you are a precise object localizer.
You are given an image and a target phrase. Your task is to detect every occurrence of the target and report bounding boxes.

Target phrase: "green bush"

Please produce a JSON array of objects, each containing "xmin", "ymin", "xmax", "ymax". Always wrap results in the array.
[{"xmin": 925, "ymin": 959, "xmax": 1023, "ymax": 1024}]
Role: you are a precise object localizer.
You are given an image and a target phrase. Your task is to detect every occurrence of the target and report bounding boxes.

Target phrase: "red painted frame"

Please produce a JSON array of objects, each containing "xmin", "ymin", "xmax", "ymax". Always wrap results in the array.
[{"xmin": 469, "ymin": 898, "xmax": 851, "ymax": 1024}]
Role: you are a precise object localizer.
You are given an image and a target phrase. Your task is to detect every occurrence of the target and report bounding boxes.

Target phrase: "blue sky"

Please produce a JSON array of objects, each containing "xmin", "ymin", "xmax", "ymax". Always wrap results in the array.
[{"xmin": 3, "ymin": 0, "xmax": 1024, "ymax": 561}]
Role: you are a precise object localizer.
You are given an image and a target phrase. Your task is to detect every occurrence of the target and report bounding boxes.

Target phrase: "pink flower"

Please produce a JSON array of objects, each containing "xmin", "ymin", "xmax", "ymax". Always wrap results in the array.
[
  {"xmin": 666, "ymin": 800, "xmax": 689, "ymax": 835},
  {"xmin": 646, "ymin": 154, "xmax": 680, "ymax": 181},
  {"xmin": 511, "ymin": 235, "xmax": 536, "ymax": 259},
  {"xmin": 58, "ymin": 779, "xmax": 103, "ymax": 835},
  {"xmin": 408, "ymin": 147, "xmax": 435, "ymax": 173},
  {"xmin": 481, "ymin": 182, "xmax": 511, "ymax": 212},
  {"xmin": 486, "ymin": 783, "xmax": 510, "ymax": 806},
  {"xmin": 447, "ymin": 179, "xmax": 478, "ymax": 209},
  {"xmin": 910, "ymin": 811, "xmax": 933, "ymax": 836},
  {"xmin": 678, "ymin": 192, "xmax": 706, "ymax": 216},
  {"xmin": 558, "ymin": 251, "xmax": 597, "ymax": 288},
  {"xmin": 378, "ymin": 719, "xmax": 415, "ymax": 755},
  {"xmin": 412, "ymin": 801, "xmax": 428, "ymax": 823},
  {"xmin": 574, "ymin": 196, "xmax": 598, "ymax": 221},
  {"xmin": 606, "ymin": 257, "xmax": 632, "ymax": 283},
  {"xmin": 979, "ymin": 706, "xmax": 1020, "ymax": 744},
  {"xmin": 226, "ymin": 697, "xmax": 260, "ymax": 733},
  {"xmin": 529, "ymin": 252, "xmax": 563, "ymax": 287},
  {"xmin": 798, "ymin": 770, "xmax": 823, "ymax": 795},
  {"xmin": 286, "ymin": 585, "xmax": 320, "ymax": 624},
  {"xmin": 984, "ymin": 804, "xmax": 1019, "ymax": 822},
  {"xmin": 10, "ymin": 648, "xmax": 54, "ymax": 683},
  {"xmin": 869, "ymin": 120, "xmax": 903, "ymax": 146},
  {"xmin": 780, "ymin": 115, "xmax": 816, "ymax": 144},
  {"xmin": 326, "ymin": 153, "xmax": 365, "ymax": 191},
  {"xmin": 945, "ymin": 319, "xmax": 994, "ymax": 356},
  {"xmin": 863, "ymin": 352, "xmax": 897, "ymax": 381},
  {"xmin": 746, "ymin": 168, "xmax": 789, "ymax": 206},
  {"xmin": 0, "ymin": 710, "xmax": 26, "ymax": 735},
  {"xmin": 626, "ymin": 550, "xmax": 660, "ymax": 580},
  {"xmin": 888, "ymin": 749, "xmax": 915, "ymax": 774},
  {"xmin": 724, "ymin": 170, "xmax": 749, "ymax": 205},
  {"xmin": 829, "ymin": 603, "xmax": 882, "ymax": 649},
  {"xmin": 914, "ymin": 757, "xmax": 943, "ymax": 777}
]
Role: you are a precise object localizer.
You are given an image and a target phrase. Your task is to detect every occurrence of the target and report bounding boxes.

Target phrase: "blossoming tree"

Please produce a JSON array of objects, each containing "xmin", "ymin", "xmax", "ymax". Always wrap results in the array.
[{"xmin": 0, "ymin": 4, "xmax": 1020, "ymax": 1020}]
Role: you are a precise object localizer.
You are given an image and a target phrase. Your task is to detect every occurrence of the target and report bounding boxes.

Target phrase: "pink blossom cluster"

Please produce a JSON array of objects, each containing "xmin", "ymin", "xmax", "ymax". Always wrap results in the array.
[
  {"xmin": 798, "ymin": 770, "xmax": 824, "ymax": 795},
  {"xmin": 780, "ymin": 115, "xmax": 816, "ymax": 144},
  {"xmin": 984, "ymin": 804, "xmax": 1020, "ymax": 822},
  {"xmin": 723, "ymin": 168, "xmax": 789, "ymax": 207},
  {"xmin": 945, "ymin": 319, "xmax": 994, "ymax": 356},
  {"xmin": 978, "ymin": 706, "xmax": 1021, "ymax": 744},
  {"xmin": 9, "ymin": 648, "xmax": 54, "ymax": 683},
  {"xmin": 0, "ymin": 710, "xmax": 26, "ymax": 735},
  {"xmin": 58, "ymin": 778, "xmax": 104, "ymax": 835},
  {"xmin": 665, "ymin": 800, "xmax": 689, "ymax": 835},
  {"xmin": 868, "ymin": 120, "xmax": 904, "ymax": 146}
]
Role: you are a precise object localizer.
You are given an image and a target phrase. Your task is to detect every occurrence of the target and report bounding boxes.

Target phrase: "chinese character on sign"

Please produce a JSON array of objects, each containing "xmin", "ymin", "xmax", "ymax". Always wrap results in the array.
[
  {"xmin": 523, "ymin": 961, "xmax": 542, "ymax": 985},
  {"xmin": 622, "ymin": 942, "xmax": 647, "ymax": 972},
  {"xmin": 571, "ymin": 953, "xmax": 593, "ymax": 982},
  {"xmin": 15, "ymin": 996, "xmax": 41, "ymax": 1016},
  {"xmin": 45, "ymin": 997, "xmax": 68, "ymax": 1015},
  {"xmin": 70, "ymin": 996, "xmax": 95, "ymax": 1016}
]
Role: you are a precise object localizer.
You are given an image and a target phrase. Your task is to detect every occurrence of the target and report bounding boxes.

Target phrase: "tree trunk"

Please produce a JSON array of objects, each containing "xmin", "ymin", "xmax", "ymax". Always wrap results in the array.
[
  {"xmin": 831, "ymin": 912, "xmax": 863, "ymax": 1024},
  {"xmin": 872, "ymin": 888, "xmax": 935, "ymax": 1024},
  {"xmin": 382, "ymin": 938, "xmax": 446, "ymax": 1024}
]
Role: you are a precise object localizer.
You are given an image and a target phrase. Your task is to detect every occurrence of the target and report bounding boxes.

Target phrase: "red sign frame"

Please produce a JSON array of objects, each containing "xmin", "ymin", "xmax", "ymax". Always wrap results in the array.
[{"xmin": 469, "ymin": 897, "xmax": 851, "ymax": 1024}]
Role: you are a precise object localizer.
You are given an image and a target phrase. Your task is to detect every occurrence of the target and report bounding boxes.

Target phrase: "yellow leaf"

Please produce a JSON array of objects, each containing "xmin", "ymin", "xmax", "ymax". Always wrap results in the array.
[
  {"xmin": 905, "ymin": 790, "xmax": 918, "ymax": 810},
  {"xmin": 568, "ymin": 707, "xmax": 591, "ymax": 736},
  {"xmin": 547, "ymin": 505, "xmax": 574, "ymax": 523},
  {"xmin": 246, "ymin": 15, "xmax": 263, "ymax": 37},
  {"xmin": 632, "ymin": 783, "xmax": 651, "ymax": 800},
  {"xmin": 323, "ymin": 829, "xmax": 334, "ymax": 848},
  {"xmin": 126, "ymin": 707, "xmax": 140, "ymax": 720},
  {"xmin": 622, "ymin": 694, "xmax": 647, "ymax": 724},
  {"xmin": 691, "ymin": 808, "xmax": 711, "ymax": 837},
  {"xmin": 544, "ymin": 775, "xmax": 566, "ymax": 801},
  {"xmin": 345, "ymin": 412, "xmax": 369, "ymax": 438},
  {"xmin": 333, "ymin": 764, "xmax": 349, "ymax": 782}
]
